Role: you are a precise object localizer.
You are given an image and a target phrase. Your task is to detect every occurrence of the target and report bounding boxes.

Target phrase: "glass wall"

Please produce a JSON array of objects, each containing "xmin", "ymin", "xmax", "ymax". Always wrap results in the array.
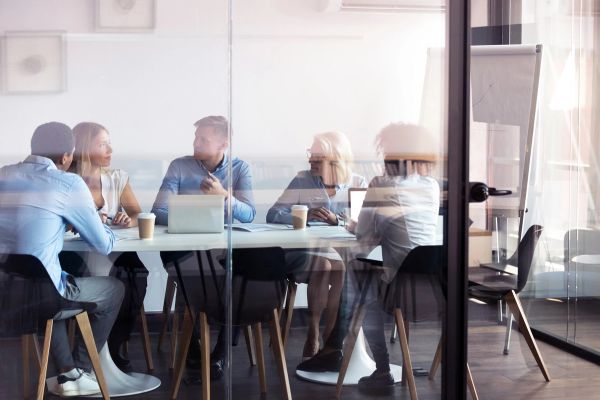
[
  {"xmin": 520, "ymin": 0, "xmax": 600, "ymax": 356},
  {"xmin": 0, "ymin": 1, "xmax": 464, "ymax": 400}
]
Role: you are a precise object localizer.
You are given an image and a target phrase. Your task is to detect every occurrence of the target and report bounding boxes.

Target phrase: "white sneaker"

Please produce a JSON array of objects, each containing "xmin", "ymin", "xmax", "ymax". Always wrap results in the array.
[{"xmin": 56, "ymin": 368, "xmax": 101, "ymax": 397}]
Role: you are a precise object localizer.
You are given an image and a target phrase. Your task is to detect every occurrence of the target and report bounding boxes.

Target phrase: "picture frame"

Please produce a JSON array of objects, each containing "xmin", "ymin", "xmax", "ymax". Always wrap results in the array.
[
  {"xmin": 1, "ymin": 31, "xmax": 66, "ymax": 94},
  {"xmin": 95, "ymin": 0, "xmax": 156, "ymax": 31}
]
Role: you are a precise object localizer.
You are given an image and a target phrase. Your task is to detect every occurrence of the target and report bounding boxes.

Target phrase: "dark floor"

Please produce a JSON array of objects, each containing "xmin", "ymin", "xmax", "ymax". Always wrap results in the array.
[{"xmin": 3, "ymin": 298, "xmax": 600, "ymax": 400}]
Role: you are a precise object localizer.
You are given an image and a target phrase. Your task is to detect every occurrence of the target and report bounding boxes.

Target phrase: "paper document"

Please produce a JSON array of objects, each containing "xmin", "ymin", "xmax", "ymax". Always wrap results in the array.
[{"xmin": 228, "ymin": 223, "xmax": 293, "ymax": 232}]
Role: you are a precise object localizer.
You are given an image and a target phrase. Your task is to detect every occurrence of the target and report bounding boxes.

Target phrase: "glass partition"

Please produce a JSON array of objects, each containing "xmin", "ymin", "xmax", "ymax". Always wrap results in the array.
[{"xmin": 230, "ymin": 1, "xmax": 447, "ymax": 399}]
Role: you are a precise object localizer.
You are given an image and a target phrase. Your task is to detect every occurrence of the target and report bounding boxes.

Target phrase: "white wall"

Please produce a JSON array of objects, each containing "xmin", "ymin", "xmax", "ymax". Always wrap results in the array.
[{"xmin": 0, "ymin": 0, "xmax": 445, "ymax": 310}]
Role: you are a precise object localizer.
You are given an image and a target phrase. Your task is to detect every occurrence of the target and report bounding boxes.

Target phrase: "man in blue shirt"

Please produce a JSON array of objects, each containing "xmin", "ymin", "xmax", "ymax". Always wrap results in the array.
[
  {"xmin": 151, "ymin": 115, "xmax": 255, "ymax": 224},
  {"xmin": 0, "ymin": 122, "xmax": 124, "ymax": 397},
  {"xmin": 152, "ymin": 115, "xmax": 255, "ymax": 379}
]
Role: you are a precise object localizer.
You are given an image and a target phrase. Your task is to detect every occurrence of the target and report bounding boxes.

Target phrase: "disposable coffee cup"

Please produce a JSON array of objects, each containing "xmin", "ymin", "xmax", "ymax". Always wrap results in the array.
[
  {"xmin": 291, "ymin": 205, "xmax": 308, "ymax": 230},
  {"xmin": 138, "ymin": 213, "xmax": 156, "ymax": 239}
]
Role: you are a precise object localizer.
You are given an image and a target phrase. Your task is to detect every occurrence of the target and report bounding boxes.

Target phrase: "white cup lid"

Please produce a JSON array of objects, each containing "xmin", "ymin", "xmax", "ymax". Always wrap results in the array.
[
  {"xmin": 291, "ymin": 205, "xmax": 308, "ymax": 211},
  {"xmin": 138, "ymin": 212, "xmax": 156, "ymax": 219}
]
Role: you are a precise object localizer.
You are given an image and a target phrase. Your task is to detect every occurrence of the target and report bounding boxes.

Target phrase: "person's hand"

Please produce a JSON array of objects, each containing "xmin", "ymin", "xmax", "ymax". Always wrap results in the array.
[
  {"xmin": 345, "ymin": 219, "xmax": 357, "ymax": 234},
  {"xmin": 112, "ymin": 211, "xmax": 131, "ymax": 227},
  {"xmin": 308, "ymin": 207, "xmax": 338, "ymax": 225},
  {"xmin": 201, "ymin": 173, "xmax": 229, "ymax": 198},
  {"xmin": 98, "ymin": 211, "xmax": 108, "ymax": 224}
]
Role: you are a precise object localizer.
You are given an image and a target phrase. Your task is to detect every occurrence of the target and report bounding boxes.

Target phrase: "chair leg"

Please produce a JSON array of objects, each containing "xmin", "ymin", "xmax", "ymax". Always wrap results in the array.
[
  {"xmin": 269, "ymin": 309, "xmax": 292, "ymax": 400},
  {"xmin": 253, "ymin": 323, "xmax": 267, "ymax": 393},
  {"xmin": 169, "ymin": 311, "xmax": 180, "ymax": 370},
  {"xmin": 503, "ymin": 307, "xmax": 513, "ymax": 355},
  {"xmin": 170, "ymin": 308, "xmax": 195, "ymax": 400},
  {"xmin": 335, "ymin": 302, "xmax": 367, "ymax": 398},
  {"xmin": 199, "ymin": 312, "xmax": 211, "ymax": 400},
  {"xmin": 139, "ymin": 304, "xmax": 154, "ymax": 371},
  {"xmin": 394, "ymin": 308, "xmax": 418, "ymax": 400},
  {"xmin": 31, "ymin": 334, "xmax": 42, "ymax": 370},
  {"xmin": 36, "ymin": 320, "xmax": 53, "ymax": 400},
  {"xmin": 75, "ymin": 312, "xmax": 110, "ymax": 400},
  {"xmin": 466, "ymin": 363, "xmax": 479, "ymax": 400},
  {"xmin": 282, "ymin": 281, "xmax": 297, "ymax": 347},
  {"xmin": 22, "ymin": 335, "xmax": 31, "ymax": 400},
  {"xmin": 390, "ymin": 323, "xmax": 397, "ymax": 344},
  {"xmin": 505, "ymin": 290, "xmax": 551, "ymax": 382},
  {"xmin": 244, "ymin": 325, "xmax": 257, "ymax": 366},
  {"xmin": 428, "ymin": 337, "xmax": 442, "ymax": 379},
  {"xmin": 158, "ymin": 278, "xmax": 176, "ymax": 352}
]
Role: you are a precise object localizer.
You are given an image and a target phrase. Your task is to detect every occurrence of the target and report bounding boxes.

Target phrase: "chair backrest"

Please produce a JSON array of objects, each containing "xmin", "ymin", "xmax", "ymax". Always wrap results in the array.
[
  {"xmin": 0, "ymin": 254, "xmax": 69, "ymax": 336},
  {"xmin": 506, "ymin": 225, "xmax": 543, "ymax": 293},
  {"xmin": 161, "ymin": 248, "xmax": 287, "ymax": 326},
  {"xmin": 381, "ymin": 245, "xmax": 445, "ymax": 314}
]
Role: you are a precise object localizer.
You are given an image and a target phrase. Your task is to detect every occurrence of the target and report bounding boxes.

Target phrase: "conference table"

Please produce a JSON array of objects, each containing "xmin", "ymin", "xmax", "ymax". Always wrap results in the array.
[{"xmin": 50, "ymin": 224, "xmax": 399, "ymax": 395}]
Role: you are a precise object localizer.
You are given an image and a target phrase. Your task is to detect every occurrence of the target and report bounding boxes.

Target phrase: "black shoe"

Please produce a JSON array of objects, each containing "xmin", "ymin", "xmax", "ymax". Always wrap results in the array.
[
  {"xmin": 358, "ymin": 370, "xmax": 395, "ymax": 389},
  {"xmin": 296, "ymin": 349, "xmax": 342, "ymax": 372},
  {"xmin": 210, "ymin": 357, "xmax": 224, "ymax": 380}
]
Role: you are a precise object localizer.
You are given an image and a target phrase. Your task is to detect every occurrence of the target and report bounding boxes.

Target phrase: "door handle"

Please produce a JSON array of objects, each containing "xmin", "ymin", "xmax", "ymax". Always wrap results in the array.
[{"xmin": 469, "ymin": 182, "xmax": 512, "ymax": 203}]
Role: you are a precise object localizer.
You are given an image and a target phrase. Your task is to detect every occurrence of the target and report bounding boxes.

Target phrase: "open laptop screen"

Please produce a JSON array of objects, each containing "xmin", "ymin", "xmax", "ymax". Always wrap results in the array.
[{"xmin": 348, "ymin": 188, "xmax": 367, "ymax": 221}]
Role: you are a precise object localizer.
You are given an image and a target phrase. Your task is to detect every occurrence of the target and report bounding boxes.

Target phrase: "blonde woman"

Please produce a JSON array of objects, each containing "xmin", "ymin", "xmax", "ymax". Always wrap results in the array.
[
  {"xmin": 267, "ymin": 131, "xmax": 367, "ymax": 359},
  {"xmin": 70, "ymin": 122, "xmax": 145, "ymax": 371}
]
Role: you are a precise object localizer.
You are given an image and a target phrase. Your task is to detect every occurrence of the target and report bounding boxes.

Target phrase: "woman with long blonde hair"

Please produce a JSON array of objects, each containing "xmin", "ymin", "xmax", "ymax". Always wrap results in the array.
[{"xmin": 70, "ymin": 122, "xmax": 146, "ymax": 371}]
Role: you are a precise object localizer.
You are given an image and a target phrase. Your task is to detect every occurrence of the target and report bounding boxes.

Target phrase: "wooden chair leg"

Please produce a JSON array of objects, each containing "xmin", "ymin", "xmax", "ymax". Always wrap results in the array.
[
  {"xmin": 269, "ymin": 309, "xmax": 292, "ymax": 400},
  {"xmin": 335, "ymin": 302, "xmax": 367, "ymax": 398},
  {"xmin": 466, "ymin": 363, "xmax": 479, "ymax": 400},
  {"xmin": 22, "ymin": 335, "xmax": 31, "ymax": 400},
  {"xmin": 282, "ymin": 281, "xmax": 297, "ymax": 347},
  {"xmin": 75, "ymin": 312, "xmax": 109, "ymax": 400},
  {"xmin": 158, "ymin": 278, "xmax": 176, "ymax": 352},
  {"xmin": 505, "ymin": 290, "xmax": 551, "ymax": 382},
  {"xmin": 139, "ymin": 304, "xmax": 154, "ymax": 371},
  {"xmin": 36, "ymin": 320, "xmax": 53, "ymax": 400},
  {"xmin": 428, "ymin": 337, "xmax": 442, "ymax": 379},
  {"xmin": 31, "ymin": 334, "xmax": 43, "ymax": 370},
  {"xmin": 244, "ymin": 325, "xmax": 257, "ymax": 366},
  {"xmin": 169, "ymin": 311, "xmax": 180, "ymax": 370},
  {"xmin": 253, "ymin": 323, "xmax": 267, "ymax": 393},
  {"xmin": 395, "ymin": 308, "xmax": 418, "ymax": 400},
  {"xmin": 170, "ymin": 308, "xmax": 195, "ymax": 400},
  {"xmin": 199, "ymin": 312, "xmax": 211, "ymax": 400}
]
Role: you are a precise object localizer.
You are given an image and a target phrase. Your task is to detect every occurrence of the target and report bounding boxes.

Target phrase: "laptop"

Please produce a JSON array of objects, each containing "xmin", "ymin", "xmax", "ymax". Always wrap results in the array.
[
  {"xmin": 348, "ymin": 188, "xmax": 367, "ymax": 221},
  {"xmin": 168, "ymin": 195, "xmax": 225, "ymax": 233}
]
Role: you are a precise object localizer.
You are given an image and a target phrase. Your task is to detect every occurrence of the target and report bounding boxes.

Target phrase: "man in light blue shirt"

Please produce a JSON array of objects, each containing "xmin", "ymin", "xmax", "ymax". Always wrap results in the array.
[
  {"xmin": 151, "ymin": 115, "xmax": 255, "ymax": 224},
  {"xmin": 0, "ymin": 122, "xmax": 124, "ymax": 397},
  {"xmin": 151, "ymin": 115, "xmax": 255, "ymax": 378}
]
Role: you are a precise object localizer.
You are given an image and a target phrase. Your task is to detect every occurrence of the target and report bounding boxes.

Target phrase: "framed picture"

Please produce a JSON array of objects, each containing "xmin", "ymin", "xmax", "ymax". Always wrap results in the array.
[
  {"xmin": 95, "ymin": 0, "xmax": 156, "ymax": 31},
  {"xmin": 2, "ymin": 32, "xmax": 66, "ymax": 94}
]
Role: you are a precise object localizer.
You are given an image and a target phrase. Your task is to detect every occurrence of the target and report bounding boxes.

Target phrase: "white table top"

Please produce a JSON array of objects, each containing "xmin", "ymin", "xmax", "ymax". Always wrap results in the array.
[
  {"xmin": 572, "ymin": 254, "xmax": 600, "ymax": 264},
  {"xmin": 63, "ymin": 225, "xmax": 357, "ymax": 252}
]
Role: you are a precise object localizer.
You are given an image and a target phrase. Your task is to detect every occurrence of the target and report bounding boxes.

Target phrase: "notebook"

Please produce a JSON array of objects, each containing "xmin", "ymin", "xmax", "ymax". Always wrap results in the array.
[
  {"xmin": 348, "ymin": 188, "xmax": 367, "ymax": 221},
  {"xmin": 168, "ymin": 195, "xmax": 225, "ymax": 233}
]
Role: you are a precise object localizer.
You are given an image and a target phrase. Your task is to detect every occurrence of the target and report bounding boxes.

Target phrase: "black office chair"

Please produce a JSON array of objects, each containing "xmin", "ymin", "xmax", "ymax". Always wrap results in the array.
[
  {"xmin": 167, "ymin": 247, "xmax": 292, "ymax": 400},
  {"xmin": 467, "ymin": 224, "xmax": 550, "ymax": 382},
  {"xmin": 336, "ymin": 245, "xmax": 478, "ymax": 400},
  {"xmin": 0, "ymin": 253, "xmax": 110, "ymax": 400}
]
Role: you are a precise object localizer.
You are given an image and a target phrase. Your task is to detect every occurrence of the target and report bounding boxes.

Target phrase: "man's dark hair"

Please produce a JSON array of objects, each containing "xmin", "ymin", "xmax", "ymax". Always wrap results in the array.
[
  {"xmin": 193, "ymin": 115, "xmax": 229, "ymax": 138},
  {"xmin": 31, "ymin": 122, "xmax": 74, "ymax": 162}
]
